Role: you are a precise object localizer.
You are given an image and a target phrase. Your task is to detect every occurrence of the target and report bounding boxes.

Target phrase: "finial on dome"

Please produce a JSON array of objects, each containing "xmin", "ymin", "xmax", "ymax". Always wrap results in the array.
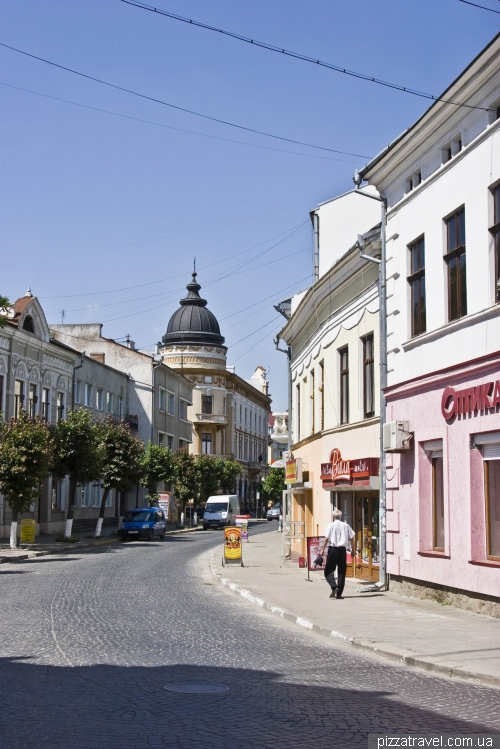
[{"xmin": 25, "ymin": 287, "xmax": 33, "ymax": 298}]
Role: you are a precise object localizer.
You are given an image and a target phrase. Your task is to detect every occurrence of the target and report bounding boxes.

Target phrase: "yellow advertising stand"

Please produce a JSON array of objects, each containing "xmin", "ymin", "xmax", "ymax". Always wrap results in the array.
[
  {"xmin": 222, "ymin": 526, "xmax": 244, "ymax": 567},
  {"xmin": 20, "ymin": 518, "xmax": 36, "ymax": 544}
]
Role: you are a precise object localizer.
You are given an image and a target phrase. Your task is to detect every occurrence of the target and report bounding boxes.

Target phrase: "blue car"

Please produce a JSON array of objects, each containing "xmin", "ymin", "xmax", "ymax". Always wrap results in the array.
[{"xmin": 121, "ymin": 508, "xmax": 167, "ymax": 542}]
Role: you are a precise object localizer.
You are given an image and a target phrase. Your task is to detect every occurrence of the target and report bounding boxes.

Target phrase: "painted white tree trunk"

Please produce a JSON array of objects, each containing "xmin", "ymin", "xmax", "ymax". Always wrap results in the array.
[
  {"xmin": 65, "ymin": 518, "xmax": 73, "ymax": 539},
  {"xmin": 180, "ymin": 511, "xmax": 184, "ymax": 528},
  {"xmin": 95, "ymin": 517, "xmax": 103, "ymax": 538},
  {"xmin": 10, "ymin": 521, "xmax": 17, "ymax": 549}
]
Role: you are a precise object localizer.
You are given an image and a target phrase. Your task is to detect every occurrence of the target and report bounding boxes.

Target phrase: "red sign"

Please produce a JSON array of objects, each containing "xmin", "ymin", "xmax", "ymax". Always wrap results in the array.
[
  {"xmin": 441, "ymin": 381, "xmax": 500, "ymax": 420},
  {"xmin": 321, "ymin": 449, "xmax": 379, "ymax": 487}
]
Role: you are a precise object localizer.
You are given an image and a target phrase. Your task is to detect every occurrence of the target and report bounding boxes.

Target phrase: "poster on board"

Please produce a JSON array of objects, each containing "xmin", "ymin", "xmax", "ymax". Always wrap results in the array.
[{"xmin": 306, "ymin": 536, "xmax": 327, "ymax": 571}]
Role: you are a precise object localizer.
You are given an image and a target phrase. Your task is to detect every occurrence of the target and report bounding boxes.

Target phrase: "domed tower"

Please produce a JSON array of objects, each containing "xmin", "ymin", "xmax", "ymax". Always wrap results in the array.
[{"xmin": 160, "ymin": 272, "xmax": 227, "ymax": 371}]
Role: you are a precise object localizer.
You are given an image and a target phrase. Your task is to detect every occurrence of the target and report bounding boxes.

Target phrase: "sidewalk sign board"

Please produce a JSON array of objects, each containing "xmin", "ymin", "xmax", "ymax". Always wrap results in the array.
[
  {"xmin": 235, "ymin": 515, "xmax": 249, "ymax": 541},
  {"xmin": 223, "ymin": 526, "xmax": 243, "ymax": 567},
  {"xmin": 157, "ymin": 492, "xmax": 170, "ymax": 520},
  {"xmin": 20, "ymin": 518, "xmax": 35, "ymax": 544},
  {"xmin": 306, "ymin": 536, "xmax": 326, "ymax": 581}
]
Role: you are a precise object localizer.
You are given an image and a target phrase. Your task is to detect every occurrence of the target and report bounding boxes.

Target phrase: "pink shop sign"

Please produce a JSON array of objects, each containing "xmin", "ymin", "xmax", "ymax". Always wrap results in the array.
[{"xmin": 441, "ymin": 379, "xmax": 500, "ymax": 420}]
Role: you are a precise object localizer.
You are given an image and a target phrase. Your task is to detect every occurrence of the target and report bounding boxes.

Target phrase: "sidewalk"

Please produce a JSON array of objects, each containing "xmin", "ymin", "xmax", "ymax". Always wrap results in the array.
[
  {"xmin": 208, "ymin": 529, "xmax": 500, "ymax": 688},
  {"xmin": 0, "ymin": 523, "xmax": 202, "ymax": 563}
]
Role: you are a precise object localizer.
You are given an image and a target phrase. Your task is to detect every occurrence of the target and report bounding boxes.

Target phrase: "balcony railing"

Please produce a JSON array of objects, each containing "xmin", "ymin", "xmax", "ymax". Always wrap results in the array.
[{"xmin": 195, "ymin": 413, "xmax": 227, "ymax": 424}]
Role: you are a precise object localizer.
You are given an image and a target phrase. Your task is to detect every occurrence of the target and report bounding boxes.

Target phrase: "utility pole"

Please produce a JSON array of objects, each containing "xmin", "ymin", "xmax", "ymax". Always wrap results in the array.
[
  {"xmin": 61, "ymin": 309, "xmax": 66, "ymax": 324},
  {"xmin": 352, "ymin": 173, "xmax": 388, "ymax": 591}
]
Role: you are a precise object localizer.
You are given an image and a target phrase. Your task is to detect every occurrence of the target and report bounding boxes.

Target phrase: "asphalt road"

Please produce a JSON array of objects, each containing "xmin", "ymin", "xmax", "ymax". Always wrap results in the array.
[{"xmin": 0, "ymin": 523, "xmax": 498, "ymax": 749}]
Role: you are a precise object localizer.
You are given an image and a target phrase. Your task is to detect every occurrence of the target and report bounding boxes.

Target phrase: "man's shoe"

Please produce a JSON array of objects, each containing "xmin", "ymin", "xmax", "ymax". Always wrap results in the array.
[
  {"xmin": 329, "ymin": 591, "xmax": 336, "ymax": 599},
  {"xmin": 336, "ymin": 595, "xmax": 344, "ymax": 600}
]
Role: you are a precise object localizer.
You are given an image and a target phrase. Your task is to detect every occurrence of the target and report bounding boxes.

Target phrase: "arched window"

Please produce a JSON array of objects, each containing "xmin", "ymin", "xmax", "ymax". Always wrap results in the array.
[{"xmin": 23, "ymin": 316, "xmax": 34, "ymax": 333}]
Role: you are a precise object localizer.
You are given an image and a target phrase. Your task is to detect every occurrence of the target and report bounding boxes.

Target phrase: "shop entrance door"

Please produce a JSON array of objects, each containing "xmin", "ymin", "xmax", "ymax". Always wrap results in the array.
[{"xmin": 355, "ymin": 495, "xmax": 380, "ymax": 582}]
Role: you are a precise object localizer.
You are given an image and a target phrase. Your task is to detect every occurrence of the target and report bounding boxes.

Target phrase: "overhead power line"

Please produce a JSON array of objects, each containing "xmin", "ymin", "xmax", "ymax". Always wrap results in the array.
[
  {"xmin": 0, "ymin": 81, "xmax": 360, "ymax": 165},
  {"xmin": 457, "ymin": 0, "xmax": 500, "ymax": 13},
  {"xmin": 121, "ymin": 0, "xmax": 495, "ymax": 113},
  {"xmin": 0, "ymin": 40, "xmax": 370, "ymax": 157}
]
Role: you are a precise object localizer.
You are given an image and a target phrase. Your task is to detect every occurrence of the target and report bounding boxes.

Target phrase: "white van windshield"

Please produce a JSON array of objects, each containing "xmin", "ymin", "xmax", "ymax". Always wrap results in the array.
[{"xmin": 205, "ymin": 503, "xmax": 229, "ymax": 513}]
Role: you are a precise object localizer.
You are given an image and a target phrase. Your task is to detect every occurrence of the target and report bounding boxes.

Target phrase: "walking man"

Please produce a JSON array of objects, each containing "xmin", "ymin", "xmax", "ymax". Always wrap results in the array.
[{"xmin": 320, "ymin": 508, "xmax": 355, "ymax": 600}]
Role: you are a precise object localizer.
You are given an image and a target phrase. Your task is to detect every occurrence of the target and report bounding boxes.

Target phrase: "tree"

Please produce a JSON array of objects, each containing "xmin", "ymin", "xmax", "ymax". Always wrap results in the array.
[
  {"xmin": 94, "ymin": 417, "xmax": 145, "ymax": 537},
  {"xmin": 139, "ymin": 443, "xmax": 176, "ymax": 505},
  {"xmin": 262, "ymin": 467, "xmax": 286, "ymax": 505},
  {"xmin": 215, "ymin": 457, "xmax": 241, "ymax": 495},
  {"xmin": 0, "ymin": 411, "xmax": 53, "ymax": 548},
  {"xmin": 172, "ymin": 450, "xmax": 198, "ymax": 520},
  {"xmin": 0, "ymin": 296, "xmax": 10, "ymax": 329},
  {"xmin": 52, "ymin": 409, "xmax": 104, "ymax": 539},
  {"xmin": 194, "ymin": 454, "xmax": 221, "ymax": 503}
]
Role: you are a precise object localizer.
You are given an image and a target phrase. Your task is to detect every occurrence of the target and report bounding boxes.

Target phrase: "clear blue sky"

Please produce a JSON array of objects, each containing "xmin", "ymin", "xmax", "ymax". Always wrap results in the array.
[{"xmin": 1, "ymin": 0, "xmax": 497, "ymax": 409}]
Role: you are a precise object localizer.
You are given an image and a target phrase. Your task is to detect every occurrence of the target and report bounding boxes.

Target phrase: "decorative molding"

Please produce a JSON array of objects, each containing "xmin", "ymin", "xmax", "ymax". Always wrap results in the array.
[
  {"xmin": 0, "ymin": 355, "xmax": 7, "ymax": 374},
  {"xmin": 43, "ymin": 353, "xmax": 73, "ymax": 373},
  {"xmin": 0, "ymin": 336, "xmax": 9, "ymax": 350},
  {"xmin": 57, "ymin": 375, "xmax": 69, "ymax": 392}
]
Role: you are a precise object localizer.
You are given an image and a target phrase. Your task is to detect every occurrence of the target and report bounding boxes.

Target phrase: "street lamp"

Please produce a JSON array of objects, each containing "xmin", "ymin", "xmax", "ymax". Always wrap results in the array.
[{"xmin": 352, "ymin": 174, "xmax": 388, "ymax": 592}]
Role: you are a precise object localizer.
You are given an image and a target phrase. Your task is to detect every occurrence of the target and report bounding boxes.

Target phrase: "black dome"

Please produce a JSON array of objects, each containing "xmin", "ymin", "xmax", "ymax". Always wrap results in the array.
[{"xmin": 162, "ymin": 272, "xmax": 225, "ymax": 347}]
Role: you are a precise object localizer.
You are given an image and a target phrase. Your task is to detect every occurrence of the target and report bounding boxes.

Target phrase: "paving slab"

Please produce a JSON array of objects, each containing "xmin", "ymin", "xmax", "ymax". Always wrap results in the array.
[{"xmin": 208, "ymin": 528, "xmax": 500, "ymax": 688}]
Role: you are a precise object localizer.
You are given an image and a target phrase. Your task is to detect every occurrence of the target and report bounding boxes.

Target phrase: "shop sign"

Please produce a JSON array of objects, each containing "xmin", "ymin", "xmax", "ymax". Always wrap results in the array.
[
  {"xmin": 441, "ymin": 380, "xmax": 500, "ymax": 421},
  {"xmin": 285, "ymin": 458, "xmax": 303, "ymax": 484},
  {"xmin": 320, "ymin": 449, "xmax": 379, "ymax": 487},
  {"xmin": 157, "ymin": 492, "xmax": 170, "ymax": 519},
  {"xmin": 223, "ymin": 527, "xmax": 242, "ymax": 563},
  {"xmin": 20, "ymin": 518, "xmax": 35, "ymax": 544}
]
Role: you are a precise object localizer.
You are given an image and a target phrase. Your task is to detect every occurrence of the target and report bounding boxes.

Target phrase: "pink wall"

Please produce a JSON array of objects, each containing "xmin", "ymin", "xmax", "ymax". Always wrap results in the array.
[{"xmin": 386, "ymin": 358, "xmax": 500, "ymax": 599}]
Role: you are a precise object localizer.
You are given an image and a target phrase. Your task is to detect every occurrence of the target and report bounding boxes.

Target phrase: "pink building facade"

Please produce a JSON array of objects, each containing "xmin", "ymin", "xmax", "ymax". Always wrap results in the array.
[{"xmin": 385, "ymin": 352, "xmax": 500, "ymax": 610}]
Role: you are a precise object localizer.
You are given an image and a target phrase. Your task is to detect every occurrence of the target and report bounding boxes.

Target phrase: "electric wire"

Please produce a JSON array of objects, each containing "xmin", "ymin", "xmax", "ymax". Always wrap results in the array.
[
  {"xmin": 0, "ymin": 40, "xmax": 370, "ymax": 157},
  {"xmin": 231, "ymin": 324, "xmax": 282, "ymax": 364},
  {"xmin": 0, "ymin": 81, "xmax": 362, "ymax": 165},
  {"xmin": 120, "ymin": 0, "xmax": 495, "ymax": 113},
  {"xmin": 457, "ymin": 0, "xmax": 500, "ymax": 12}
]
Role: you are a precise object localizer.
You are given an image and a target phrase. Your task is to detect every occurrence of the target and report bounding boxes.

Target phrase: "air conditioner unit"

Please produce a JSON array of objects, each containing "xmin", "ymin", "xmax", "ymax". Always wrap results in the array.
[{"xmin": 383, "ymin": 421, "xmax": 411, "ymax": 452}]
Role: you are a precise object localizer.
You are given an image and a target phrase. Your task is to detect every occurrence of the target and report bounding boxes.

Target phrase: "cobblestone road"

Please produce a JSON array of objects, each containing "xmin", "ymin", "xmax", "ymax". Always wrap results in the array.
[{"xmin": 0, "ymin": 525, "xmax": 498, "ymax": 749}]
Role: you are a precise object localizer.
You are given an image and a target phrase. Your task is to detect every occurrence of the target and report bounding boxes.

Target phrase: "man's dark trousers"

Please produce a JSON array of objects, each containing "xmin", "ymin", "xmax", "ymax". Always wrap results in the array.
[{"xmin": 324, "ymin": 546, "xmax": 347, "ymax": 597}]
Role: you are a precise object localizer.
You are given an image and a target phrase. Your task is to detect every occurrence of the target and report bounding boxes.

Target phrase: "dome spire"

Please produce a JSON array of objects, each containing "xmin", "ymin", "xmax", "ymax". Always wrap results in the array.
[{"xmin": 161, "ymin": 271, "xmax": 225, "ymax": 347}]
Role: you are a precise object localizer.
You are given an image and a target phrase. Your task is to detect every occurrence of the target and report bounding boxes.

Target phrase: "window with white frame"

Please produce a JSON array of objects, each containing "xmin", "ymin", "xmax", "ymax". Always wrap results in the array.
[
  {"xmin": 74, "ymin": 379, "xmax": 81, "ymax": 404},
  {"xmin": 81, "ymin": 483, "xmax": 91, "ymax": 508},
  {"xmin": 118, "ymin": 396, "xmax": 123, "ymax": 418},
  {"xmin": 84, "ymin": 383, "xmax": 92, "ymax": 407},
  {"xmin": 57, "ymin": 391, "xmax": 65, "ymax": 423},
  {"xmin": 96, "ymin": 388, "xmax": 103, "ymax": 411},
  {"xmin": 15, "ymin": 379, "xmax": 25, "ymax": 419},
  {"xmin": 167, "ymin": 392, "xmax": 175, "ymax": 415},
  {"xmin": 159, "ymin": 432, "xmax": 174, "ymax": 450},
  {"xmin": 106, "ymin": 392, "xmax": 114, "ymax": 414},
  {"xmin": 93, "ymin": 484, "xmax": 102, "ymax": 508},
  {"xmin": 42, "ymin": 387, "xmax": 50, "ymax": 422},
  {"xmin": 28, "ymin": 383, "xmax": 38, "ymax": 418},
  {"xmin": 159, "ymin": 387, "xmax": 167, "ymax": 412},
  {"xmin": 179, "ymin": 399, "xmax": 188, "ymax": 420}
]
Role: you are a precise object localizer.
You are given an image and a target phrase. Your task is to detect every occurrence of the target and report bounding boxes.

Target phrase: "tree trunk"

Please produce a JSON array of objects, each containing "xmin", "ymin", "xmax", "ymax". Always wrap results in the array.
[
  {"xmin": 95, "ymin": 487, "xmax": 110, "ymax": 537},
  {"xmin": 9, "ymin": 509, "xmax": 19, "ymax": 549},
  {"xmin": 65, "ymin": 477, "xmax": 77, "ymax": 539}
]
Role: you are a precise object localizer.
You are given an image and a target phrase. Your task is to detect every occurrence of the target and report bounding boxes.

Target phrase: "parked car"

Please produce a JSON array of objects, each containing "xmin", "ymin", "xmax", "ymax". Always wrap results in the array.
[
  {"xmin": 202, "ymin": 495, "xmax": 240, "ymax": 530},
  {"xmin": 121, "ymin": 508, "xmax": 166, "ymax": 541},
  {"xmin": 267, "ymin": 504, "xmax": 281, "ymax": 521}
]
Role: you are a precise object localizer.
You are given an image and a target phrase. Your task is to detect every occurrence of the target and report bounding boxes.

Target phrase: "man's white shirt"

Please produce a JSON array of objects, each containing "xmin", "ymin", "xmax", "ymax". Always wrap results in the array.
[{"xmin": 323, "ymin": 519, "xmax": 355, "ymax": 548}]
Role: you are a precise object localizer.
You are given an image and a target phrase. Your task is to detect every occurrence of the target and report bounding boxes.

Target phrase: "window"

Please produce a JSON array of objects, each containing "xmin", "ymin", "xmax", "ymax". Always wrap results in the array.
[
  {"xmin": 56, "ymin": 391, "xmax": 65, "ymax": 423},
  {"xmin": 339, "ymin": 347, "xmax": 349, "ymax": 425},
  {"xmin": 118, "ymin": 396, "xmax": 123, "ymax": 418},
  {"xmin": 179, "ymin": 399, "xmax": 188, "ymax": 420},
  {"xmin": 106, "ymin": 392, "xmax": 114, "ymax": 414},
  {"xmin": 106, "ymin": 488, "xmax": 113, "ymax": 508},
  {"xmin": 81, "ymin": 483, "xmax": 91, "ymax": 508},
  {"xmin": 223, "ymin": 396, "xmax": 227, "ymax": 416},
  {"xmin": 202, "ymin": 395, "xmax": 213, "ymax": 415},
  {"xmin": 319, "ymin": 361, "xmax": 324, "ymax": 431},
  {"xmin": 28, "ymin": 384, "xmax": 37, "ymax": 418},
  {"xmin": 0, "ymin": 374, "xmax": 4, "ymax": 416},
  {"xmin": 96, "ymin": 388, "xmax": 103, "ymax": 411},
  {"xmin": 432, "ymin": 456, "xmax": 445, "ymax": 551},
  {"xmin": 296, "ymin": 383, "xmax": 301, "ymax": 441},
  {"xmin": 14, "ymin": 380, "xmax": 25, "ymax": 419},
  {"xmin": 93, "ymin": 484, "xmax": 102, "ymax": 509},
  {"xmin": 408, "ymin": 236, "xmax": 426, "ymax": 337},
  {"xmin": 74, "ymin": 379, "xmax": 81, "ymax": 404},
  {"xmin": 245, "ymin": 407, "xmax": 248, "ymax": 426},
  {"xmin": 445, "ymin": 208, "xmax": 467, "ymax": 321},
  {"xmin": 159, "ymin": 387, "xmax": 166, "ymax": 411},
  {"xmin": 23, "ymin": 315, "xmax": 34, "ymax": 333},
  {"xmin": 178, "ymin": 439, "xmax": 189, "ymax": 452},
  {"xmin": 310, "ymin": 369, "xmax": 315, "ymax": 434},
  {"xmin": 362, "ymin": 334, "xmax": 375, "ymax": 418},
  {"xmin": 485, "ymin": 459, "xmax": 500, "ymax": 560},
  {"xmin": 42, "ymin": 388, "xmax": 50, "ymax": 421},
  {"xmin": 239, "ymin": 405, "xmax": 242, "ymax": 424},
  {"xmin": 84, "ymin": 383, "xmax": 92, "ymax": 407},
  {"xmin": 202, "ymin": 432, "xmax": 212, "ymax": 454},
  {"xmin": 159, "ymin": 432, "xmax": 174, "ymax": 450},
  {"xmin": 167, "ymin": 393, "xmax": 175, "ymax": 415},
  {"xmin": 490, "ymin": 184, "xmax": 500, "ymax": 303}
]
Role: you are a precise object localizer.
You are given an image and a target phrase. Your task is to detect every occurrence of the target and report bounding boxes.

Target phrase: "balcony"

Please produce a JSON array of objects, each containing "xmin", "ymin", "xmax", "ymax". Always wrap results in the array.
[{"xmin": 195, "ymin": 413, "xmax": 227, "ymax": 425}]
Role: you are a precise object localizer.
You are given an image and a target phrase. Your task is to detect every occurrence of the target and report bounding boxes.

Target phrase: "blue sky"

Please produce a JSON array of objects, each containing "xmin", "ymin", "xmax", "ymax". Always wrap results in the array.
[{"xmin": 1, "ymin": 0, "xmax": 497, "ymax": 409}]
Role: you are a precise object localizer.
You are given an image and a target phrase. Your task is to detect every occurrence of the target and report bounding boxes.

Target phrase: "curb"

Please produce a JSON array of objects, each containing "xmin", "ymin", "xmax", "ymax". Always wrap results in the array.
[
  {"xmin": 208, "ymin": 549, "xmax": 500, "ymax": 690},
  {"xmin": 0, "ymin": 526, "xmax": 202, "ymax": 564}
]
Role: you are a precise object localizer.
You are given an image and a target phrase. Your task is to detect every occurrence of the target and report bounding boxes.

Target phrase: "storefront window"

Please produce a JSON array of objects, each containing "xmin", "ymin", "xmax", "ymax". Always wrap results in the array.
[
  {"xmin": 432, "ymin": 457, "xmax": 445, "ymax": 551},
  {"xmin": 485, "ymin": 460, "xmax": 500, "ymax": 560}
]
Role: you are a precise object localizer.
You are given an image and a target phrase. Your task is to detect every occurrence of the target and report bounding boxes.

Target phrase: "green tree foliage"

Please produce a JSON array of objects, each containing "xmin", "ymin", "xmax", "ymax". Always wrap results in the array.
[
  {"xmin": 0, "ymin": 296, "xmax": 10, "ymax": 329},
  {"xmin": 215, "ymin": 457, "xmax": 241, "ymax": 495},
  {"xmin": 172, "ymin": 450, "xmax": 198, "ymax": 508},
  {"xmin": 52, "ymin": 408, "xmax": 104, "ymax": 537},
  {"xmin": 139, "ymin": 442, "xmax": 176, "ymax": 504},
  {"xmin": 94, "ymin": 417, "xmax": 145, "ymax": 535},
  {"xmin": 0, "ymin": 410, "xmax": 53, "ymax": 548},
  {"xmin": 262, "ymin": 467, "xmax": 286, "ymax": 505},
  {"xmin": 194, "ymin": 454, "xmax": 222, "ymax": 503}
]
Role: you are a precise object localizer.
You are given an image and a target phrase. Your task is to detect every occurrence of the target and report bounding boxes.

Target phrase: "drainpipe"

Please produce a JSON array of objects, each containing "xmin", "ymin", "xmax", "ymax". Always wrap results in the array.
[
  {"xmin": 313, "ymin": 212, "xmax": 320, "ymax": 283},
  {"xmin": 274, "ymin": 336, "xmax": 292, "ymax": 562},
  {"xmin": 72, "ymin": 352, "xmax": 85, "ymax": 409},
  {"xmin": 353, "ymin": 176, "xmax": 388, "ymax": 591}
]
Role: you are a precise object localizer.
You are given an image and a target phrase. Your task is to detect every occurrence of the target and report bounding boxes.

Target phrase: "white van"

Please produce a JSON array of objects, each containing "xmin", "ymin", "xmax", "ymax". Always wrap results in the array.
[{"xmin": 202, "ymin": 495, "xmax": 240, "ymax": 530}]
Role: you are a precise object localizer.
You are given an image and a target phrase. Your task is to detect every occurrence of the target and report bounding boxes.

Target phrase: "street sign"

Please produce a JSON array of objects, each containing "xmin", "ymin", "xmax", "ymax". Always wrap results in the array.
[
  {"xmin": 223, "ymin": 527, "xmax": 243, "ymax": 566},
  {"xmin": 20, "ymin": 519, "xmax": 35, "ymax": 544}
]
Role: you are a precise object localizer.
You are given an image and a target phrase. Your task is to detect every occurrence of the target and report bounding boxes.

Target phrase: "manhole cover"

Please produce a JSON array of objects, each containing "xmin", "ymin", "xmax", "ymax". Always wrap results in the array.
[{"xmin": 163, "ymin": 682, "xmax": 229, "ymax": 694}]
